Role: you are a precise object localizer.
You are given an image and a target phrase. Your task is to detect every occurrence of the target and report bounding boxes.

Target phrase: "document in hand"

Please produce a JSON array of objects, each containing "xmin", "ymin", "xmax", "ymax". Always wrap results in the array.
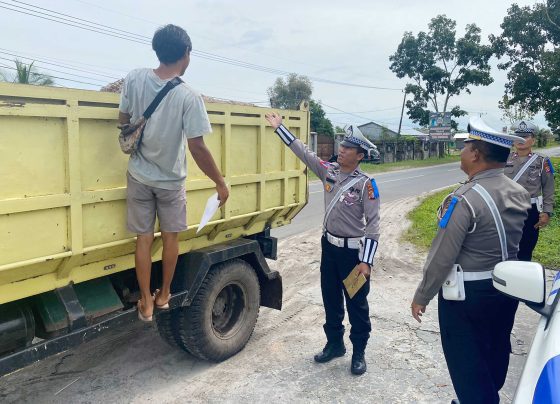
[
  {"xmin": 343, "ymin": 265, "xmax": 367, "ymax": 299},
  {"xmin": 196, "ymin": 193, "xmax": 221, "ymax": 234}
]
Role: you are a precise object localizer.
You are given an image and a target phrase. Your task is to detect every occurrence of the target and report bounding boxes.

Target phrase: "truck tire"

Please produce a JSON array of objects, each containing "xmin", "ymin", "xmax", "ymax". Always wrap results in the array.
[
  {"xmin": 177, "ymin": 259, "xmax": 260, "ymax": 361},
  {"xmin": 155, "ymin": 308, "xmax": 191, "ymax": 353}
]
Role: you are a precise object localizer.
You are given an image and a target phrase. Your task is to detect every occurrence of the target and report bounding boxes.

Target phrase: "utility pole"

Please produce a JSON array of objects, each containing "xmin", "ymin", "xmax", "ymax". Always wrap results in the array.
[{"xmin": 397, "ymin": 89, "xmax": 406, "ymax": 136}]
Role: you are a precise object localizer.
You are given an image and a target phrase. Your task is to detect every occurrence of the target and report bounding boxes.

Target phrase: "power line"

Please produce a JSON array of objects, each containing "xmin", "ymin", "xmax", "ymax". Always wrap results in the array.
[
  {"xmin": 321, "ymin": 102, "xmax": 378, "ymax": 122},
  {"xmin": 325, "ymin": 106, "xmax": 403, "ymax": 114},
  {"xmin": 0, "ymin": 3, "xmax": 289, "ymax": 77},
  {"xmin": 66, "ymin": 0, "xmax": 330, "ymax": 73},
  {"xmin": 0, "ymin": 56, "xmax": 108, "ymax": 85},
  {"xmin": 0, "ymin": 50, "xmax": 121, "ymax": 81},
  {"xmin": 0, "ymin": 3, "xmax": 150, "ymax": 45},
  {"xmin": 0, "ymin": 1, "xmax": 402, "ymax": 91},
  {"xmin": 0, "ymin": 47, "xmax": 129, "ymax": 75},
  {"xmin": 322, "ymin": 102, "xmax": 419, "ymax": 130},
  {"xmin": 67, "ymin": 0, "xmax": 160, "ymax": 26},
  {"xmin": 10, "ymin": 0, "xmax": 148, "ymax": 41},
  {"xmin": 0, "ymin": 63, "xmax": 105, "ymax": 86}
]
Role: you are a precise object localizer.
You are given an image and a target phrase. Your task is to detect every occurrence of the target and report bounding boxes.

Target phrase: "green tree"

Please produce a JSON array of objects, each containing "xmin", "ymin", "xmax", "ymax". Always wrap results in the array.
[
  {"xmin": 498, "ymin": 95, "xmax": 535, "ymax": 128},
  {"xmin": 309, "ymin": 100, "xmax": 334, "ymax": 136},
  {"xmin": 389, "ymin": 15, "xmax": 494, "ymax": 129},
  {"xmin": 0, "ymin": 59, "xmax": 54, "ymax": 86},
  {"xmin": 334, "ymin": 125, "xmax": 345, "ymax": 133},
  {"xmin": 267, "ymin": 73, "xmax": 312, "ymax": 110},
  {"xmin": 491, "ymin": 2, "xmax": 560, "ymax": 136},
  {"xmin": 536, "ymin": 128, "xmax": 553, "ymax": 148}
]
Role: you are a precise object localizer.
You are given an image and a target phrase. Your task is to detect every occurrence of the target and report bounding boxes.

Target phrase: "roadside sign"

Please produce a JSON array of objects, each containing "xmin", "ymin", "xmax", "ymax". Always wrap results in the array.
[{"xmin": 429, "ymin": 112, "xmax": 452, "ymax": 141}]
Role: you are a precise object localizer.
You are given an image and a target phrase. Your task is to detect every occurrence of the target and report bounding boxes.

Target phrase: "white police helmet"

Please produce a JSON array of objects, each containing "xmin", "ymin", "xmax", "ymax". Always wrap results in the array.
[
  {"xmin": 466, "ymin": 116, "xmax": 525, "ymax": 148},
  {"xmin": 340, "ymin": 124, "xmax": 375, "ymax": 154}
]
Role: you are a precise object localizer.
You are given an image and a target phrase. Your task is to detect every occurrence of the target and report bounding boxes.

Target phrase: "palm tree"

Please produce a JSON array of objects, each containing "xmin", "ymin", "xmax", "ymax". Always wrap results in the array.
[{"xmin": 0, "ymin": 59, "xmax": 54, "ymax": 86}]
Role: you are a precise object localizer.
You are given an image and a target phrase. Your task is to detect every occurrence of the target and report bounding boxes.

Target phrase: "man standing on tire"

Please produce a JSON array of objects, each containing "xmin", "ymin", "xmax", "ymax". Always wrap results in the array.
[
  {"xmin": 119, "ymin": 25, "xmax": 229, "ymax": 321},
  {"xmin": 265, "ymin": 112, "xmax": 380, "ymax": 376},
  {"xmin": 504, "ymin": 120, "xmax": 555, "ymax": 261}
]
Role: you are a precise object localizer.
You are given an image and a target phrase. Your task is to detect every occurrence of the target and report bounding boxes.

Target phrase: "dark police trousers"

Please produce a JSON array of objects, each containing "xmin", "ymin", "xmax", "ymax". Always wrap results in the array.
[
  {"xmin": 320, "ymin": 236, "xmax": 371, "ymax": 352},
  {"xmin": 438, "ymin": 279, "xmax": 518, "ymax": 404},
  {"xmin": 518, "ymin": 204, "xmax": 540, "ymax": 261}
]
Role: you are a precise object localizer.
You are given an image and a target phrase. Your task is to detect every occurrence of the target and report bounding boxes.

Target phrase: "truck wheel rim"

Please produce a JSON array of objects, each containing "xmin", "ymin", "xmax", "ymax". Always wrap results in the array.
[{"xmin": 211, "ymin": 282, "xmax": 247, "ymax": 339}]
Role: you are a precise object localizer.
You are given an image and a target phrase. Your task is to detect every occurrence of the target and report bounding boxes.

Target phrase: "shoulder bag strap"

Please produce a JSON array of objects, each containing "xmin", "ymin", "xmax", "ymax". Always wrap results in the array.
[
  {"xmin": 323, "ymin": 176, "xmax": 363, "ymax": 231},
  {"xmin": 143, "ymin": 76, "xmax": 183, "ymax": 119},
  {"xmin": 512, "ymin": 154, "xmax": 539, "ymax": 182},
  {"xmin": 472, "ymin": 184, "xmax": 508, "ymax": 261}
]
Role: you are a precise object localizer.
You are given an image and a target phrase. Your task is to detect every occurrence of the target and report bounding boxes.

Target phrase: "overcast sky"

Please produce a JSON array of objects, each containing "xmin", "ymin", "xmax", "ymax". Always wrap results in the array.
[{"xmin": 0, "ymin": 0, "xmax": 546, "ymax": 132}]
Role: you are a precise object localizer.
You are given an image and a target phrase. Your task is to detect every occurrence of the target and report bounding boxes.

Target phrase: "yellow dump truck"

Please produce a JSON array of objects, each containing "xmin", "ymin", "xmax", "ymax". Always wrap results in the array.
[{"xmin": 0, "ymin": 82, "xmax": 309, "ymax": 375}]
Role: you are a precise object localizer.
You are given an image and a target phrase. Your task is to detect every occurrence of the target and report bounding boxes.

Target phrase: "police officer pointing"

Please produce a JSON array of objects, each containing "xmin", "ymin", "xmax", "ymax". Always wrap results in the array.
[
  {"xmin": 505, "ymin": 120, "xmax": 555, "ymax": 261},
  {"xmin": 265, "ymin": 112, "xmax": 380, "ymax": 376},
  {"xmin": 410, "ymin": 117, "xmax": 530, "ymax": 403}
]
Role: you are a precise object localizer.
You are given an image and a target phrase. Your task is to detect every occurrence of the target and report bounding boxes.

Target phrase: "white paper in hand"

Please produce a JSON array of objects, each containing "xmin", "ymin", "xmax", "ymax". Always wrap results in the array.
[{"xmin": 197, "ymin": 193, "xmax": 221, "ymax": 234}]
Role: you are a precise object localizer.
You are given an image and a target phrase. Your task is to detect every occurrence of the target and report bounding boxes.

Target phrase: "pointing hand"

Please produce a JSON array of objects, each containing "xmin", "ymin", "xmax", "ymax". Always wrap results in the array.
[{"xmin": 265, "ymin": 111, "xmax": 282, "ymax": 129}]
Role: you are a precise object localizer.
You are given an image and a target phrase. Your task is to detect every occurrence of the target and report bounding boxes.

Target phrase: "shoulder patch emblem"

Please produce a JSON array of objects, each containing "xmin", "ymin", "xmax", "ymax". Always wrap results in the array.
[
  {"xmin": 438, "ymin": 195, "xmax": 459, "ymax": 229},
  {"xmin": 545, "ymin": 158, "xmax": 555, "ymax": 174},
  {"xmin": 367, "ymin": 178, "xmax": 379, "ymax": 200}
]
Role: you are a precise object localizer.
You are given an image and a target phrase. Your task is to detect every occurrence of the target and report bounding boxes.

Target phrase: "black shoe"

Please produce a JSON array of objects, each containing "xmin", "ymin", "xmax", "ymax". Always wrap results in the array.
[
  {"xmin": 314, "ymin": 342, "xmax": 346, "ymax": 363},
  {"xmin": 351, "ymin": 351, "xmax": 367, "ymax": 375}
]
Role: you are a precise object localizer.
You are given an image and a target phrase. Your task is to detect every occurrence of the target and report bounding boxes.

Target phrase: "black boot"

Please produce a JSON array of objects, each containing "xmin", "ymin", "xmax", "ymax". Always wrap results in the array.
[
  {"xmin": 314, "ymin": 341, "xmax": 346, "ymax": 363},
  {"xmin": 351, "ymin": 351, "xmax": 366, "ymax": 375}
]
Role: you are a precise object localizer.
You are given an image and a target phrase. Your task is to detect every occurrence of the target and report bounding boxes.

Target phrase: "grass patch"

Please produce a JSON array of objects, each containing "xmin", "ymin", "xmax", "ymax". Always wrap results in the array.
[
  {"xmin": 403, "ymin": 157, "xmax": 560, "ymax": 269},
  {"xmin": 308, "ymin": 155, "xmax": 461, "ymax": 181},
  {"xmin": 402, "ymin": 187, "xmax": 455, "ymax": 250},
  {"xmin": 533, "ymin": 157, "xmax": 560, "ymax": 268},
  {"xmin": 541, "ymin": 141, "xmax": 560, "ymax": 149}
]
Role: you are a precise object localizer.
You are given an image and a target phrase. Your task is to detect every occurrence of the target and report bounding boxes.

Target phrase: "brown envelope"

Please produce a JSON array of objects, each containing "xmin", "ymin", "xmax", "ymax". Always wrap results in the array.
[{"xmin": 343, "ymin": 265, "xmax": 367, "ymax": 299}]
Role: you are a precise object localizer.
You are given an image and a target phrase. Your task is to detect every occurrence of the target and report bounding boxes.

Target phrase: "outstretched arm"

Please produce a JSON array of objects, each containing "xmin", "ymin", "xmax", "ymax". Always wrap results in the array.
[
  {"xmin": 265, "ymin": 111, "xmax": 331, "ymax": 182},
  {"xmin": 187, "ymin": 136, "xmax": 229, "ymax": 206}
]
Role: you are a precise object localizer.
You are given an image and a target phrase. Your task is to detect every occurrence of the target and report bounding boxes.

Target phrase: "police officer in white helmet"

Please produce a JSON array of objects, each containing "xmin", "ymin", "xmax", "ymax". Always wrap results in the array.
[
  {"xmin": 265, "ymin": 112, "xmax": 380, "ymax": 375},
  {"xmin": 411, "ymin": 117, "xmax": 531, "ymax": 403}
]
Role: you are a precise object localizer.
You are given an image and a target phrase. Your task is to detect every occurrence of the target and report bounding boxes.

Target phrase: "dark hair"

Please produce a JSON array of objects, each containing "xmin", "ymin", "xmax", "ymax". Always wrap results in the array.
[
  {"xmin": 469, "ymin": 140, "xmax": 510, "ymax": 163},
  {"xmin": 152, "ymin": 24, "xmax": 192, "ymax": 64}
]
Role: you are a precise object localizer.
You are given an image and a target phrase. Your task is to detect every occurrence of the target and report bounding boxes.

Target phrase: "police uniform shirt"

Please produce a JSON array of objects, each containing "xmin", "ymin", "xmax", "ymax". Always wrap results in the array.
[
  {"xmin": 413, "ymin": 169, "xmax": 530, "ymax": 306},
  {"xmin": 505, "ymin": 152, "xmax": 555, "ymax": 214},
  {"xmin": 275, "ymin": 124, "xmax": 380, "ymax": 265}
]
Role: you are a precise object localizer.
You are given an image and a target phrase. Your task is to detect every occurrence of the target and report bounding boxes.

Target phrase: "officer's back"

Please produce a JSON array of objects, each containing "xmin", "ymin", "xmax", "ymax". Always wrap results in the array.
[{"xmin": 454, "ymin": 173, "xmax": 529, "ymax": 267}]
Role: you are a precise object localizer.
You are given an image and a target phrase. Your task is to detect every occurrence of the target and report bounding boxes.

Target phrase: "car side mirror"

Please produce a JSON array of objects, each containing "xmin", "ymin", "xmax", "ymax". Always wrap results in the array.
[{"xmin": 493, "ymin": 261, "xmax": 549, "ymax": 318}]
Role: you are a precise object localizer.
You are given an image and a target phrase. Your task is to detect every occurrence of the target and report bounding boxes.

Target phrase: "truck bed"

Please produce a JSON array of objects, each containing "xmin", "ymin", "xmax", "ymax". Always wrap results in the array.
[{"xmin": 0, "ymin": 82, "xmax": 309, "ymax": 304}]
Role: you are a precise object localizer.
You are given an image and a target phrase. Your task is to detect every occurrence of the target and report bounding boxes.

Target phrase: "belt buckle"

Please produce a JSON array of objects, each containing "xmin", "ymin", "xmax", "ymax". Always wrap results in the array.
[
  {"xmin": 336, "ymin": 236, "xmax": 343, "ymax": 247},
  {"xmin": 332, "ymin": 234, "xmax": 343, "ymax": 247}
]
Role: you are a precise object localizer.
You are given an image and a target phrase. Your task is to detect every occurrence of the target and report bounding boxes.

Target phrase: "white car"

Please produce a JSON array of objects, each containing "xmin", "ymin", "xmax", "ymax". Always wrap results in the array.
[{"xmin": 493, "ymin": 261, "xmax": 560, "ymax": 403}]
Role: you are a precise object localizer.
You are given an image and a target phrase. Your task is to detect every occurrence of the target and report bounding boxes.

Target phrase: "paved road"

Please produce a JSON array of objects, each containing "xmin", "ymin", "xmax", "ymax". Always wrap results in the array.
[{"xmin": 273, "ymin": 146, "xmax": 560, "ymax": 239}]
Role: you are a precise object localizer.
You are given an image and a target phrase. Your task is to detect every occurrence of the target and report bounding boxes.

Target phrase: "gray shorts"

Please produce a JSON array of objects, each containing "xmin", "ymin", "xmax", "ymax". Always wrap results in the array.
[{"xmin": 126, "ymin": 172, "xmax": 187, "ymax": 234}]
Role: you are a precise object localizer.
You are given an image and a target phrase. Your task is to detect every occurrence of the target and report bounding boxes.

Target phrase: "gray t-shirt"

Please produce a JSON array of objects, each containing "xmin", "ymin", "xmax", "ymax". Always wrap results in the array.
[{"xmin": 119, "ymin": 68, "xmax": 212, "ymax": 190}]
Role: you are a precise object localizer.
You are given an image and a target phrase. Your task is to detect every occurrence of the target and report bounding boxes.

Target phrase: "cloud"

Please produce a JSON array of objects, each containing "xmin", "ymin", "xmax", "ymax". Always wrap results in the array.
[
  {"xmin": 0, "ymin": 0, "xmax": 548, "ymax": 128},
  {"xmin": 232, "ymin": 28, "xmax": 274, "ymax": 48}
]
